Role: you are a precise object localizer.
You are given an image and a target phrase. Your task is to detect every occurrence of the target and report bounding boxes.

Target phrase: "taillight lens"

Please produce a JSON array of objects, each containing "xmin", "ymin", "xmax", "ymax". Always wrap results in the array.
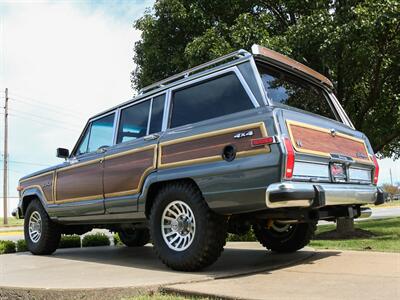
[
  {"xmin": 372, "ymin": 155, "xmax": 379, "ymax": 185},
  {"xmin": 283, "ymin": 137, "xmax": 295, "ymax": 179}
]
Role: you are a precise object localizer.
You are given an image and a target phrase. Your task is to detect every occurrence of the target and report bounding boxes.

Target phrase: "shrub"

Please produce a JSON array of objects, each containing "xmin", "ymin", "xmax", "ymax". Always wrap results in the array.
[
  {"xmin": 113, "ymin": 233, "xmax": 123, "ymax": 246},
  {"xmin": 59, "ymin": 235, "xmax": 81, "ymax": 248},
  {"xmin": 0, "ymin": 240, "xmax": 16, "ymax": 254},
  {"xmin": 16, "ymin": 239, "xmax": 28, "ymax": 252},
  {"xmin": 82, "ymin": 233, "xmax": 110, "ymax": 247},
  {"xmin": 227, "ymin": 229, "xmax": 257, "ymax": 242}
]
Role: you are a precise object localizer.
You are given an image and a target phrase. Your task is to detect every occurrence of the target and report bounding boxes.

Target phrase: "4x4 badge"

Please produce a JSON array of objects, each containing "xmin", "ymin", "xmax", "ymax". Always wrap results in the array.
[{"xmin": 233, "ymin": 130, "xmax": 254, "ymax": 139}]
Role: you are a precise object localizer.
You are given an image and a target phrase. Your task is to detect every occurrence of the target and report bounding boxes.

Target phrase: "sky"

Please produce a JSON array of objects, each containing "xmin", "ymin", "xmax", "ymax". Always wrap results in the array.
[{"xmin": 0, "ymin": 0, "xmax": 398, "ymax": 216}]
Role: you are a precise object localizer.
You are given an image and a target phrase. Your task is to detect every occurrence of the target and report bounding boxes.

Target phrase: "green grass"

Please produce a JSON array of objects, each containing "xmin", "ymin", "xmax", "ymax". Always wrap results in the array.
[
  {"xmin": 310, "ymin": 217, "xmax": 400, "ymax": 252},
  {"xmin": 0, "ymin": 217, "xmax": 23, "ymax": 227}
]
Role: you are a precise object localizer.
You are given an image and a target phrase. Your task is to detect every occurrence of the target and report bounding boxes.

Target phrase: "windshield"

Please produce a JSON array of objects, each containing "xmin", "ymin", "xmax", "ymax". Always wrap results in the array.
[{"xmin": 257, "ymin": 64, "xmax": 338, "ymax": 121}]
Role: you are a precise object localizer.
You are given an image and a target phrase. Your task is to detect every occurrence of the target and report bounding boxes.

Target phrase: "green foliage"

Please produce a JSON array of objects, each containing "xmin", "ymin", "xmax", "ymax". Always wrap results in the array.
[
  {"xmin": 16, "ymin": 239, "xmax": 28, "ymax": 252},
  {"xmin": 59, "ymin": 235, "xmax": 81, "ymax": 249},
  {"xmin": 132, "ymin": 0, "xmax": 400, "ymax": 157},
  {"xmin": 0, "ymin": 240, "xmax": 16, "ymax": 254},
  {"xmin": 113, "ymin": 233, "xmax": 123, "ymax": 246},
  {"xmin": 82, "ymin": 233, "xmax": 110, "ymax": 247},
  {"xmin": 227, "ymin": 229, "xmax": 256, "ymax": 242}
]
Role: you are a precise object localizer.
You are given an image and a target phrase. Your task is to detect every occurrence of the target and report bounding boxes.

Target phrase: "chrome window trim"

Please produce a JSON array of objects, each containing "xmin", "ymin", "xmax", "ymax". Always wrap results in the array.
[
  {"xmin": 329, "ymin": 93, "xmax": 355, "ymax": 129},
  {"xmin": 165, "ymin": 66, "xmax": 259, "ymax": 129},
  {"xmin": 249, "ymin": 57, "xmax": 270, "ymax": 105},
  {"xmin": 114, "ymin": 91, "xmax": 167, "ymax": 145}
]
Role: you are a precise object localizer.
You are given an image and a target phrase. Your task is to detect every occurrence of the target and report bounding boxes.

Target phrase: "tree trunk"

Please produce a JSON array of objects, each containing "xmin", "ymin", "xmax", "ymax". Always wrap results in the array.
[{"xmin": 336, "ymin": 217, "xmax": 354, "ymax": 234}]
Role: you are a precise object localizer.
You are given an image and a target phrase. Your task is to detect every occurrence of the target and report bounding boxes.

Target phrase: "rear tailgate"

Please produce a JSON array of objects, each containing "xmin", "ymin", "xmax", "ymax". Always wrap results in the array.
[{"xmin": 277, "ymin": 108, "xmax": 375, "ymax": 184}]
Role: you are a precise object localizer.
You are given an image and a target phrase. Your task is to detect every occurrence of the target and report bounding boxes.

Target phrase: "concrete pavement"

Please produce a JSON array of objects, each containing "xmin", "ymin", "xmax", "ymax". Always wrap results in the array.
[
  {"xmin": 0, "ymin": 242, "xmax": 314, "ymax": 300},
  {"xmin": 167, "ymin": 250, "xmax": 400, "ymax": 300}
]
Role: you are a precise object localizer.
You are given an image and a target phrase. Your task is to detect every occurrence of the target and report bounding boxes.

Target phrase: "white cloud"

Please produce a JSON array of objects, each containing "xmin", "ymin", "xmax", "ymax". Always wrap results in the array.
[{"xmin": 0, "ymin": 0, "xmax": 151, "ymax": 215}]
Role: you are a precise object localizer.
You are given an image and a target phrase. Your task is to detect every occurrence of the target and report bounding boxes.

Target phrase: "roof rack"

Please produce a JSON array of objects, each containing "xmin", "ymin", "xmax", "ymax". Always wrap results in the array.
[{"xmin": 138, "ymin": 49, "xmax": 250, "ymax": 94}]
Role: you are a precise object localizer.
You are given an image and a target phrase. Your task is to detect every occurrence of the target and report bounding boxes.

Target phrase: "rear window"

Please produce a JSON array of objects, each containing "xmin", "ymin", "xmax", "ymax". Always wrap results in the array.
[{"xmin": 257, "ymin": 64, "xmax": 337, "ymax": 120}]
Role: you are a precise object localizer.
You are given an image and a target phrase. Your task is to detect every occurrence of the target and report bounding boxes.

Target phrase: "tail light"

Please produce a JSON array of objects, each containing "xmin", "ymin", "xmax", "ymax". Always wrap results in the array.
[
  {"xmin": 372, "ymin": 155, "xmax": 379, "ymax": 185},
  {"xmin": 283, "ymin": 137, "xmax": 295, "ymax": 179}
]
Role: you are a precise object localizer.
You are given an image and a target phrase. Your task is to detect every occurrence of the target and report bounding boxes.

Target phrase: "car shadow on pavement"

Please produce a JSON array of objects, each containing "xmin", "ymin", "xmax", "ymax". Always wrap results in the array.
[{"xmin": 28, "ymin": 243, "xmax": 341, "ymax": 278}]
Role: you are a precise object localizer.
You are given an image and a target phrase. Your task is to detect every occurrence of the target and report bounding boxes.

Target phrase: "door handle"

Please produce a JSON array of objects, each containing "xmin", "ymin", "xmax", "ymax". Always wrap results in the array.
[
  {"xmin": 144, "ymin": 134, "xmax": 160, "ymax": 141},
  {"xmin": 99, "ymin": 158, "xmax": 104, "ymax": 164}
]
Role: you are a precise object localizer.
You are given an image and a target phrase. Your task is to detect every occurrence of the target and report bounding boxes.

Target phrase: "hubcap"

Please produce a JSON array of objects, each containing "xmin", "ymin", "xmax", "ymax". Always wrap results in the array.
[
  {"xmin": 161, "ymin": 200, "xmax": 196, "ymax": 251},
  {"xmin": 28, "ymin": 211, "xmax": 42, "ymax": 243}
]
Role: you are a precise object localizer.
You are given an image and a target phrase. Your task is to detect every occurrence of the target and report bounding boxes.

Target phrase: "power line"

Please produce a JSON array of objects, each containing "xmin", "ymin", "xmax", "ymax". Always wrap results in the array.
[
  {"xmin": 9, "ymin": 92, "xmax": 85, "ymax": 116},
  {"xmin": 9, "ymin": 96, "xmax": 85, "ymax": 120},
  {"xmin": 0, "ymin": 159, "xmax": 51, "ymax": 167},
  {"xmin": 9, "ymin": 112, "xmax": 81, "ymax": 132},
  {"xmin": 8, "ymin": 108, "xmax": 81, "ymax": 129}
]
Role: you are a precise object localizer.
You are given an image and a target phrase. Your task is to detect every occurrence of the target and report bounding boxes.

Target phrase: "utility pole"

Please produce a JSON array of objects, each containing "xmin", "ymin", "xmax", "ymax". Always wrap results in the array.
[{"xmin": 3, "ymin": 88, "xmax": 8, "ymax": 225}]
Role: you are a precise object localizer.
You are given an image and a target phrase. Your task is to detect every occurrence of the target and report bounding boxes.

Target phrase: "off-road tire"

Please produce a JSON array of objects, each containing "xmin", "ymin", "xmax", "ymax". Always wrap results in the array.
[
  {"xmin": 253, "ymin": 221, "xmax": 317, "ymax": 253},
  {"xmin": 24, "ymin": 199, "xmax": 61, "ymax": 255},
  {"xmin": 150, "ymin": 182, "xmax": 227, "ymax": 271},
  {"xmin": 118, "ymin": 228, "xmax": 150, "ymax": 247}
]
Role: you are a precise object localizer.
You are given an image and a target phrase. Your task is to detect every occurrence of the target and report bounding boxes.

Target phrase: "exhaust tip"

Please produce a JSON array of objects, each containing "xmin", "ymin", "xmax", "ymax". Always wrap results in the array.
[{"xmin": 359, "ymin": 207, "xmax": 372, "ymax": 219}]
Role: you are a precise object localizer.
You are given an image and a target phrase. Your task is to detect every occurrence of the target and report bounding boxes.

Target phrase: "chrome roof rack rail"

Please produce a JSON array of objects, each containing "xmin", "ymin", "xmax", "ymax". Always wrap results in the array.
[{"xmin": 138, "ymin": 49, "xmax": 250, "ymax": 94}]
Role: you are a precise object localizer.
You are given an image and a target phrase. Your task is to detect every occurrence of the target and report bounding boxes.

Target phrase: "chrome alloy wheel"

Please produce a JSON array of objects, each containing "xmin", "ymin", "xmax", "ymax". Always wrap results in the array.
[
  {"xmin": 28, "ymin": 211, "xmax": 42, "ymax": 243},
  {"xmin": 161, "ymin": 200, "xmax": 196, "ymax": 251}
]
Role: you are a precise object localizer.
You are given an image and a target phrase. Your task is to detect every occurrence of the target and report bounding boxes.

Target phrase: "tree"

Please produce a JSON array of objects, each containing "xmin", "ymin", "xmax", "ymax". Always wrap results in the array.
[
  {"xmin": 132, "ymin": 0, "xmax": 400, "ymax": 158},
  {"xmin": 382, "ymin": 184, "xmax": 400, "ymax": 200}
]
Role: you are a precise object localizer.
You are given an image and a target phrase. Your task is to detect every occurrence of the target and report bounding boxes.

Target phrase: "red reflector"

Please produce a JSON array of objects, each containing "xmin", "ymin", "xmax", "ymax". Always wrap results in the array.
[
  {"xmin": 372, "ymin": 155, "xmax": 379, "ymax": 185},
  {"xmin": 283, "ymin": 137, "xmax": 295, "ymax": 179},
  {"xmin": 251, "ymin": 136, "xmax": 275, "ymax": 147}
]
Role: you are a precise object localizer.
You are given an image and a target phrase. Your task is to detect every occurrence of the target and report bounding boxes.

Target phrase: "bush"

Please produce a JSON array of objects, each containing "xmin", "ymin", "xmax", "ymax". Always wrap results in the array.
[
  {"xmin": 82, "ymin": 233, "xmax": 110, "ymax": 247},
  {"xmin": 0, "ymin": 240, "xmax": 16, "ymax": 254},
  {"xmin": 59, "ymin": 235, "xmax": 81, "ymax": 249},
  {"xmin": 16, "ymin": 239, "xmax": 28, "ymax": 252},
  {"xmin": 113, "ymin": 233, "xmax": 123, "ymax": 246},
  {"xmin": 227, "ymin": 229, "xmax": 257, "ymax": 242}
]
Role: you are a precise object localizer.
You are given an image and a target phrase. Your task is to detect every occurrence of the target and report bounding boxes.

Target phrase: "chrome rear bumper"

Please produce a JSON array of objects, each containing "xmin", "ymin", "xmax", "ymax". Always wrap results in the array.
[{"xmin": 266, "ymin": 182, "xmax": 383, "ymax": 209}]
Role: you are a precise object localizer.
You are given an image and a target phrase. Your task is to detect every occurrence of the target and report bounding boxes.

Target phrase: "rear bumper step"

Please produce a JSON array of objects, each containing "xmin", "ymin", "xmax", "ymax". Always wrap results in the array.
[{"xmin": 266, "ymin": 182, "xmax": 383, "ymax": 209}]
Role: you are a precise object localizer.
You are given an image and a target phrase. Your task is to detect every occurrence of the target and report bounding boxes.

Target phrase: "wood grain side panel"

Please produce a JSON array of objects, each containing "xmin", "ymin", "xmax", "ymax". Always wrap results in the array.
[
  {"xmin": 103, "ymin": 148, "xmax": 156, "ymax": 197},
  {"xmin": 289, "ymin": 124, "xmax": 370, "ymax": 161},
  {"xmin": 56, "ymin": 163, "xmax": 103, "ymax": 202},
  {"xmin": 160, "ymin": 124, "xmax": 269, "ymax": 167},
  {"xmin": 20, "ymin": 173, "xmax": 54, "ymax": 203}
]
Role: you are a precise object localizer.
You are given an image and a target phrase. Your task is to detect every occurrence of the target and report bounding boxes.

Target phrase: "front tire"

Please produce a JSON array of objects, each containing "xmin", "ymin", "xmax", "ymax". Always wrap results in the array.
[
  {"xmin": 118, "ymin": 228, "xmax": 150, "ymax": 247},
  {"xmin": 253, "ymin": 221, "xmax": 317, "ymax": 253},
  {"xmin": 24, "ymin": 199, "xmax": 61, "ymax": 255},
  {"xmin": 150, "ymin": 182, "xmax": 227, "ymax": 271}
]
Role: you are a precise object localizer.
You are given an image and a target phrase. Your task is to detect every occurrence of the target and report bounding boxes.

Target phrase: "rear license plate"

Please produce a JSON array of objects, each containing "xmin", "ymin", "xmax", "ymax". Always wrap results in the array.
[{"xmin": 330, "ymin": 163, "xmax": 347, "ymax": 182}]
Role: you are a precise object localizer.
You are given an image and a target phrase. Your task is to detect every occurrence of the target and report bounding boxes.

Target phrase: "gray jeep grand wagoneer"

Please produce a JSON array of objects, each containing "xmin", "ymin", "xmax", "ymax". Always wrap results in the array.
[{"xmin": 15, "ymin": 45, "xmax": 383, "ymax": 271}]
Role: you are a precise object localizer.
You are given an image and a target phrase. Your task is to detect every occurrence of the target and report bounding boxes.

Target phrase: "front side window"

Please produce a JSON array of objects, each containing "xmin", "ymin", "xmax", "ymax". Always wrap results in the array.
[
  {"xmin": 75, "ymin": 113, "xmax": 115, "ymax": 155},
  {"xmin": 117, "ymin": 100, "xmax": 150, "ymax": 144},
  {"xmin": 257, "ymin": 64, "xmax": 337, "ymax": 120},
  {"xmin": 170, "ymin": 72, "xmax": 254, "ymax": 128}
]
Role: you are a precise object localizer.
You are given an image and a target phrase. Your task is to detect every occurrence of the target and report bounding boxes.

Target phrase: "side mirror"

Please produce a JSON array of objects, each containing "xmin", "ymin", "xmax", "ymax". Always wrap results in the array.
[{"xmin": 56, "ymin": 148, "xmax": 70, "ymax": 159}]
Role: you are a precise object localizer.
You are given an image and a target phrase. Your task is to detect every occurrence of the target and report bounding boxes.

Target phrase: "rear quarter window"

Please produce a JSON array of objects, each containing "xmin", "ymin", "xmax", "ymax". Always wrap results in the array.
[{"xmin": 170, "ymin": 72, "xmax": 255, "ymax": 128}]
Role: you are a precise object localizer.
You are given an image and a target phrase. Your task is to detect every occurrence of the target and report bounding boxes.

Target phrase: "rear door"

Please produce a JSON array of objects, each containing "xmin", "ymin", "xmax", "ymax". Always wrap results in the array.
[
  {"xmin": 256, "ymin": 62, "xmax": 375, "ymax": 184},
  {"xmin": 103, "ymin": 94, "xmax": 165, "ymax": 213}
]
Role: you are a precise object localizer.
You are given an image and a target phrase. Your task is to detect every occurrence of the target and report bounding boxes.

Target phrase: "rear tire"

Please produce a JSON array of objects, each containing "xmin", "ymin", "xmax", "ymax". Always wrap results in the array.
[
  {"xmin": 118, "ymin": 228, "xmax": 150, "ymax": 247},
  {"xmin": 24, "ymin": 199, "xmax": 61, "ymax": 255},
  {"xmin": 253, "ymin": 221, "xmax": 316, "ymax": 253},
  {"xmin": 150, "ymin": 182, "xmax": 227, "ymax": 271}
]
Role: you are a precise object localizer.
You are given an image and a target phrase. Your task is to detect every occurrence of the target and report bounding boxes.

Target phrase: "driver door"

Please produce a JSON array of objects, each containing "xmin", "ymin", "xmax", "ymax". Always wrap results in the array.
[{"xmin": 54, "ymin": 112, "xmax": 116, "ymax": 217}]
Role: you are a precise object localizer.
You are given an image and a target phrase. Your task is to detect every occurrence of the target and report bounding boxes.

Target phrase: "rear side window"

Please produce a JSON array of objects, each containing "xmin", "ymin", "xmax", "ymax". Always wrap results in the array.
[
  {"xmin": 117, "ymin": 100, "xmax": 150, "ymax": 144},
  {"xmin": 170, "ymin": 72, "xmax": 254, "ymax": 128},
  {"xmin": 257, "ymin": 65, "xmax": 337, "ymax": 120},
  {"xmin": 149, "ymin": 94, "xmax": 165, "ymax": 134}
]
